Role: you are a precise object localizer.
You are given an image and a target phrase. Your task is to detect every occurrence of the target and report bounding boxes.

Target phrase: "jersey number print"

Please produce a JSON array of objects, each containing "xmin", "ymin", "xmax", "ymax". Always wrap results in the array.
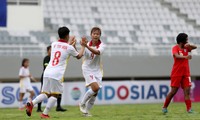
[{"xmin": 52, "ymin": 51, "xmax": 61, "ymax": 66}]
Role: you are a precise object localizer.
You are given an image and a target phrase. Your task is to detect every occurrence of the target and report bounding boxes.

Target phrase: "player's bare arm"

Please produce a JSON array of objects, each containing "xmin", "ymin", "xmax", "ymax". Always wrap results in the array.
[
  {"xmin": 174, "ymin": 53, "xmax": 192, "ymax": 60},
  {"xmin": 185, "ymin": 43, "xmax": 197, "ymax": 50},
  {"xmin": 30, "ymin": 75, "xmax": 38, "ymax": 82},
  {"xmin": 82, "ymin": 37, "xmax": 100, "ymax": 55},
  {"xmin": 19, "ymin": 74, "xmax": 31, "ymax": 79},
  {"xmin": 75, "ymin": 37, "xmax": 86, "ymax": 59}
]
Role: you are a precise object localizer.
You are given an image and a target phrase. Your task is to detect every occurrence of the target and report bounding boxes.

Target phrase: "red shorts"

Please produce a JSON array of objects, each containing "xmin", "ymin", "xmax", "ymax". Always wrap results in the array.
[{"xmin": 171, "ymin": 76, "xmax": 191, "ymax": 88}]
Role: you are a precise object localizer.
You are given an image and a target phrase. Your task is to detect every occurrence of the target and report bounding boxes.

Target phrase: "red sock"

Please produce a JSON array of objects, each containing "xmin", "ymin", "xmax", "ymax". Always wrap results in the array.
[
  {"xmin": 163, "ymin": 98, "xmax": 171, "ymax": 108},
  {"xmin": 185, "ymin": 99, "xmax": 191, "ymax": 111}
]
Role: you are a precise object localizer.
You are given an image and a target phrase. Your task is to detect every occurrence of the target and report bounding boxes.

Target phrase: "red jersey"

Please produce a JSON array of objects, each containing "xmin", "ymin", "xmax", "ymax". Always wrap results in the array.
[{"xmin": 171, "ymin": 45, "xmax": 191, "ymax": 77}]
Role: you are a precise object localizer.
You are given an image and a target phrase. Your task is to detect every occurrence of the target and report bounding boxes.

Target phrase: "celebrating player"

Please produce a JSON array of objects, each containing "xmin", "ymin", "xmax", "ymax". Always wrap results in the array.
[
  {"xmin": 25, "ymin": 26, "xmax": 85, "ymax": 118},
  {"xmin": 37, "ymin": 45, "xmax": 67, "ymax": 112},
  {"xmin": 79, "ymin": 27, "xmax": 106, "ymax": 116},
  {"xmin": 18, "ymin": 58, "xmax": 37, "ymax": 110},
  {"xmin": 162, "ymin": 33, "xmax": 197, "ymax": 113}
]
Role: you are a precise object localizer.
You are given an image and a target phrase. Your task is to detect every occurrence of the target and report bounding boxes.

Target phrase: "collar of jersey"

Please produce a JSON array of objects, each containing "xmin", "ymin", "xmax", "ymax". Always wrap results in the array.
[
  {"xmin": 58, "ymin": 39, "xmax": 68, "ymax": 43},
  {"xmin": 89, "ymin": 40, "xmax": 101, "ymax": 48}
]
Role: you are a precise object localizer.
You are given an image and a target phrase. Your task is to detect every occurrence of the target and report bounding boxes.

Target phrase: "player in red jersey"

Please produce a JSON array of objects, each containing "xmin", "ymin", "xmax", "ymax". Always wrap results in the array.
[{"xmin": 162, "ymin": 33, "xmax": 197, "ymax": 113}]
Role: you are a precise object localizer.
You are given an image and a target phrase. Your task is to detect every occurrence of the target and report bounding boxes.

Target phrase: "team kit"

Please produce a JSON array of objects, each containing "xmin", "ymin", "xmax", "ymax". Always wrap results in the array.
[{"xmin": 18, "ymin": 26, "xmax": 197, "ymax": 118}]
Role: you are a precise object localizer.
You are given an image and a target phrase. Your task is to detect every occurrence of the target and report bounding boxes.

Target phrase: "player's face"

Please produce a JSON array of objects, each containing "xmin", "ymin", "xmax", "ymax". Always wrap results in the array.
[
  {"xmin": 48, "ymin": 48, "xmax": 51, "ymax": 56},
  {"xmin": 91, "ymin": 30, "xmax": 101, "ymax": 41},
  {"xmin": 24, "ymin": 61, "xmax": 29, "ymax": 68}
]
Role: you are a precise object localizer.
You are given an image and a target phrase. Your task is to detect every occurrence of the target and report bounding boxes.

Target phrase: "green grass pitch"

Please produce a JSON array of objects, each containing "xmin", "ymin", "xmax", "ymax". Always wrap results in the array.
[{"xmin": 0, "ymin": 103, "xmax": 200, "ymax": 120}]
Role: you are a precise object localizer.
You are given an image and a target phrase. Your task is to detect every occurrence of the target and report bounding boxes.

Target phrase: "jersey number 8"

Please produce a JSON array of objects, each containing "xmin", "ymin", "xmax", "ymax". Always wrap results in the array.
[{"xmin": 52, "ymin": 51, "xmax": 61, "ymax": 66}]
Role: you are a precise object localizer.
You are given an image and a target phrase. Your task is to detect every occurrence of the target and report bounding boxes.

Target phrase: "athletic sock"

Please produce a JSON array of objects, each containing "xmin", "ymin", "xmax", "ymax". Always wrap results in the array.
[
  {"xmin": 19, "ymin": 101, "xmax": 23, "ymax": 108},
  {"xmin": 43, "ymin": 96, "xmax": 57, "ymax": 115},
  {"xmin": 38, "ymin": 102, "xmax": 42, "ymax": 110},
  {"xmin": 185, "ymin": 99, "xmax": 191, "ymax": 111},
  {"xmin": 163, "ymin": 98, "xmax": 171, "ymax": 108},
  {"xmin": 86, "ymin": 95, "xmax": 96, "ymax": 111},
  {"xmin": 57, "ymin": 94, "xmax": 62, "ymax": 108},
  {"xmin": 32, "ymin": 94, "xmax": 48, "ymax": 105},
  {"xmin": 81, "ymin": 89, "xmax": 96, "ymax": 105}
]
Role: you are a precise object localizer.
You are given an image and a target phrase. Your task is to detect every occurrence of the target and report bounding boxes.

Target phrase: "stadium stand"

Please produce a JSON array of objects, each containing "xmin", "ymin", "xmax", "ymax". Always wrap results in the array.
[{"xmin": 0, "ymin": 0, "xmax": 200, "ymax": 56}]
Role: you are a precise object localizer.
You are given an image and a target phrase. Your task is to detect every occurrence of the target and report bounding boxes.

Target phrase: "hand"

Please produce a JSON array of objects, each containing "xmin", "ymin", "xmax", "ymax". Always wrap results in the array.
[
  {"xmin": 185, "ymin": 55, "xmax": 192, "ymax": 60},
  {"xmin": 28, "ymin": 74, "xmax": 32, "ymax": 78},
  {"xmin": 184, "ymin": 43, "xmax": 190, "ymax": 48},
  {"xmin": 81, "ymin": 36, "xmax": 88, "ymax": 47},
  {"xmin": 69, "ymin": 36, "xmax": 76, "ymax": 45}
]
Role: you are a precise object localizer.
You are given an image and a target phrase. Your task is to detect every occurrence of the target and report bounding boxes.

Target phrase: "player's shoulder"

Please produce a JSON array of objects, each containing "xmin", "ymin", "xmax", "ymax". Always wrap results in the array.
[
  {"xmin": 99, "ymin": 41, "xmax": 106, "ymax": 48},
  {"xmin": 172, "ymin": 44, "xmax": 178, "ymax": 49}
]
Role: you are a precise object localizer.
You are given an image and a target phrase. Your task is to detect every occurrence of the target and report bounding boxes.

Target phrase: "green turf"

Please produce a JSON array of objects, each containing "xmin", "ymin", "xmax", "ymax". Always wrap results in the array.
[{"xmin": 0, "ymin": 103, "xmax": 200, "ymax": 120}]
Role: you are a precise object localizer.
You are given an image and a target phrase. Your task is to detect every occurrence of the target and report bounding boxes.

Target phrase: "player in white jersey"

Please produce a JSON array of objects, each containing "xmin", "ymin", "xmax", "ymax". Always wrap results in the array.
[
  {"xmin": 79, "ymin": 27, "xmax": 106, "ymax": 116},
  {"xmin": 25, "ymin": 26, "xmax": 85, "ymax": 119},
  {"xmin": 19, "ymin": 58, "xmax": 37, "ymax": 110}
]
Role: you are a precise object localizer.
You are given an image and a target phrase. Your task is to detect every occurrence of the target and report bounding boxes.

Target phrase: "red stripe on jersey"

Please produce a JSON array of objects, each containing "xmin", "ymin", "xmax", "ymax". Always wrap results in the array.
[
  {"xmin": 58, "ymin": 39, "xmax": 68, "ymax": 43},
  {"xmin": 89, "ymin": 40, "xmax": 101, "ymax": 48}
]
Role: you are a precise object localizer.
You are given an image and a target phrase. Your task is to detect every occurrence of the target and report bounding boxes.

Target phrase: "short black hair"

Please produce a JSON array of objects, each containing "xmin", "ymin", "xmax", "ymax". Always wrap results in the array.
[
  {"xmin": 91, "ymin": 27, "xmax": 101, "ymax": 35},
  {"xmin": 58, "ymin": 26, "xmax": 70, "ymax": 39},
  {"xmin": 176, "ymin": 33, "xmax": 188, "ymax": 44},
  {"xmin": 21, "ymin": 58, "xmax": 29, "ymax": 67},
  {"xmin": 47, "ymin": 45, "xmax": 51, "ymax": 52}
]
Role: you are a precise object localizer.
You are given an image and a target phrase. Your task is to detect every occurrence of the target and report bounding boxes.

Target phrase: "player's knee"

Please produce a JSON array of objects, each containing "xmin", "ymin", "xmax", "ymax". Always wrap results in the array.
[{"xmin": 93, "ymin": 87, "xmax": 100, "ymax": 93}]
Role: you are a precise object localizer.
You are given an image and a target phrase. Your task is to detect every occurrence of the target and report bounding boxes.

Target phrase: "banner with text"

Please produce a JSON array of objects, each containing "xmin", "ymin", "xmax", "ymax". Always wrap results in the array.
[{"xmin": 0, "ymin": 80, "xmax": 172, "ymax": 108}]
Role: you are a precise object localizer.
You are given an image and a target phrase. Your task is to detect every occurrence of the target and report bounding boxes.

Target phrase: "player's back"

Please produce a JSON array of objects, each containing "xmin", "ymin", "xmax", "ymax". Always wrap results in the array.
[{"xmin": 43, "ymin": 40, "xmax": 78, "ymax": 80}]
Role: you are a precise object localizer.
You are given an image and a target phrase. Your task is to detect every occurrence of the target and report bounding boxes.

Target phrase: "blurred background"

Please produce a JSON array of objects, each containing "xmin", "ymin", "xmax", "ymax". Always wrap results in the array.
[{"xmin": 0, "ymin": 0, "xmax": 200, "ymax": 107}]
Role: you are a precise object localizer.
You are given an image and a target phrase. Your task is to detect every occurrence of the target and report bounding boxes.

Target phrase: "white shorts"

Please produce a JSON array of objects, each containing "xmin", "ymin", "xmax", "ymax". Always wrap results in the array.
[
  {"xmin": 83, "ymin": 72, "xmax": 102, "ymax": 88},
  {"xmin": 19, "ymin": 81, "xmax": 34, "ymax": 93},
  {"xmin": 41, "ymin": 77, "xmax": 63, "ymax": 94}
]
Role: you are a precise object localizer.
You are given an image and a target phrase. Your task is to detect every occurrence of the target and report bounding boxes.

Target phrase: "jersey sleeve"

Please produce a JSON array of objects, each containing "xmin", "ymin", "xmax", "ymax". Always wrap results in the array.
[
  {"xmin": 19, "ymin": 67, "xmax": 24, "ymax": 76},
  {"xmin": 172, "ymin": 46, "xmax": 178, "ymax": 55},
  {"xmin": 98, "ymin": 43, "xmax": 106, "ymax": 55},
  {"xmin": 69, "ymin": 45, "xmax": 79, "ymax": 57}
]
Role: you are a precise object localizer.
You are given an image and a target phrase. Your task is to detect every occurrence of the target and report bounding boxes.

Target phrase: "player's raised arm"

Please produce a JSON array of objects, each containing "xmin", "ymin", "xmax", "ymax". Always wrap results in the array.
[
  {"xmin": 81, "ymin": 36, "xmax": 101, "ymax": 55},
  {"xmin": 185, "ymin": 43, "xmax": 197, "ymax": 51},
  {"xmin": 76, "ymin": 37, "xmax": 86, "ymax": 59}
]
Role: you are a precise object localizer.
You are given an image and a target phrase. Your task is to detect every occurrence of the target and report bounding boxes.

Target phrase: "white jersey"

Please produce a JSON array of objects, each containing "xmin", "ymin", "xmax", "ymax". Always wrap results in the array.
[
  {"xmin": 82, "ymin": 40, "xmax": 106, "ymax": 77},
  {"xmin": 19, "ymin": 67, "xmax": 31, "ymax": 82},
  {"xmin": 44, "ymin": 40, "xmax": 79, "ymax": 80}
]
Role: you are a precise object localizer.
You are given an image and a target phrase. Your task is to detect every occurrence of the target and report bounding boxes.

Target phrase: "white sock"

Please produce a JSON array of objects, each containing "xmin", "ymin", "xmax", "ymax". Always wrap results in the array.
[
  {"xmin": 81, "ymin": 89, "xmax": 96, "ymax": 105},
  {"xmin": 32, "ymin": 94, "xmax": 48, "ymax": 105},
  {"xmin": 19, "ymin": 101, "xmax": 23, "ymax": 108},
  {"xmin": 43, "ymin": 96, "xmax": 57, "ymax": 115},
  {"xmin": 28, "ymin": 97, "xmax": 32, "ymax": 102},
  {"xmin": 86, "ymin": 95, "xmax": 96, "ymax": 111}
]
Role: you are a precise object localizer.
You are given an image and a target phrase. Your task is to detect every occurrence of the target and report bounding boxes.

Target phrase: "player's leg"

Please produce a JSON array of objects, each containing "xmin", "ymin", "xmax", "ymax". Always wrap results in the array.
[
  {"xmin": 86, "ymin": 93, "xmax": 97, "ymax": 111},
  {"xmin": 41, "ymin": 78, "xmax": 63, "ymax": 118},
  {"xmin": 56, "ymin": 94, "xmax": 67, "ymax": 111},
  {"xmin": 26, "ymin": 77, "xmax": 50, "ymax": 117},
  {"xmin": 37, "ymin": 76, "xmax": 43, "ymax": 112},
  {"xmin": 163, "ymin": 76, "xmax": 181, "ymax": 113},
  {"xmin": 28, "ymin": 90, "xmax": 35, "ymax": 101},
  {"xmin": 85, "ymin": 76, "xmax": 102, "ymax": 113},
  {"xmin": 19, "ymin": 92, "xmax": 25, "ymax": 110},
  {"xmin": 182, "ymin": 76, "xmax": 192, "ymax": 112},
  {"xmin": 80, "ymin": 74, "xmax": 100, "ymax": 114}
]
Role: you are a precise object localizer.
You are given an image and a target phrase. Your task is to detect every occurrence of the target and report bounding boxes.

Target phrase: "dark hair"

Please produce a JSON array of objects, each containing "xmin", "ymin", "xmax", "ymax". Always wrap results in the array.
[
  {"xmin": 47, "ymin": 45, "xmax": 51, "ymax": 52},
  {"xmin": 58, "ymin": 26, "xmax": 70, "ymax": 39},
  {"xmin": 176, "ymin": 33, "xmax": 188, "ymax": 44},
  {"xmin": 21, "ymin": 58, "xmax": 29, "ymax": 67},
  {"xmin": 91, "ymin": 27, "xmax": 101, "ymax": 35}
]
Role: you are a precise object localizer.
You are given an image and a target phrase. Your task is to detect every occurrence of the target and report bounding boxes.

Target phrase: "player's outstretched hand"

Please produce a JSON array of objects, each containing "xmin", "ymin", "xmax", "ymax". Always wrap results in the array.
[
  {"xmin": 81, "ymin": 36, "xmax": 88, "ymax": 47},
  {"xmin": 184, "ymin": 43, "xmax": 190, "ymax": 48},
  {"xmin": 69, "ymin": 36, "xmax": 76, "ymax": 45},
  {"xmin": 186, "ymin": 55, "xmax": 192, "ymax": 60}
]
